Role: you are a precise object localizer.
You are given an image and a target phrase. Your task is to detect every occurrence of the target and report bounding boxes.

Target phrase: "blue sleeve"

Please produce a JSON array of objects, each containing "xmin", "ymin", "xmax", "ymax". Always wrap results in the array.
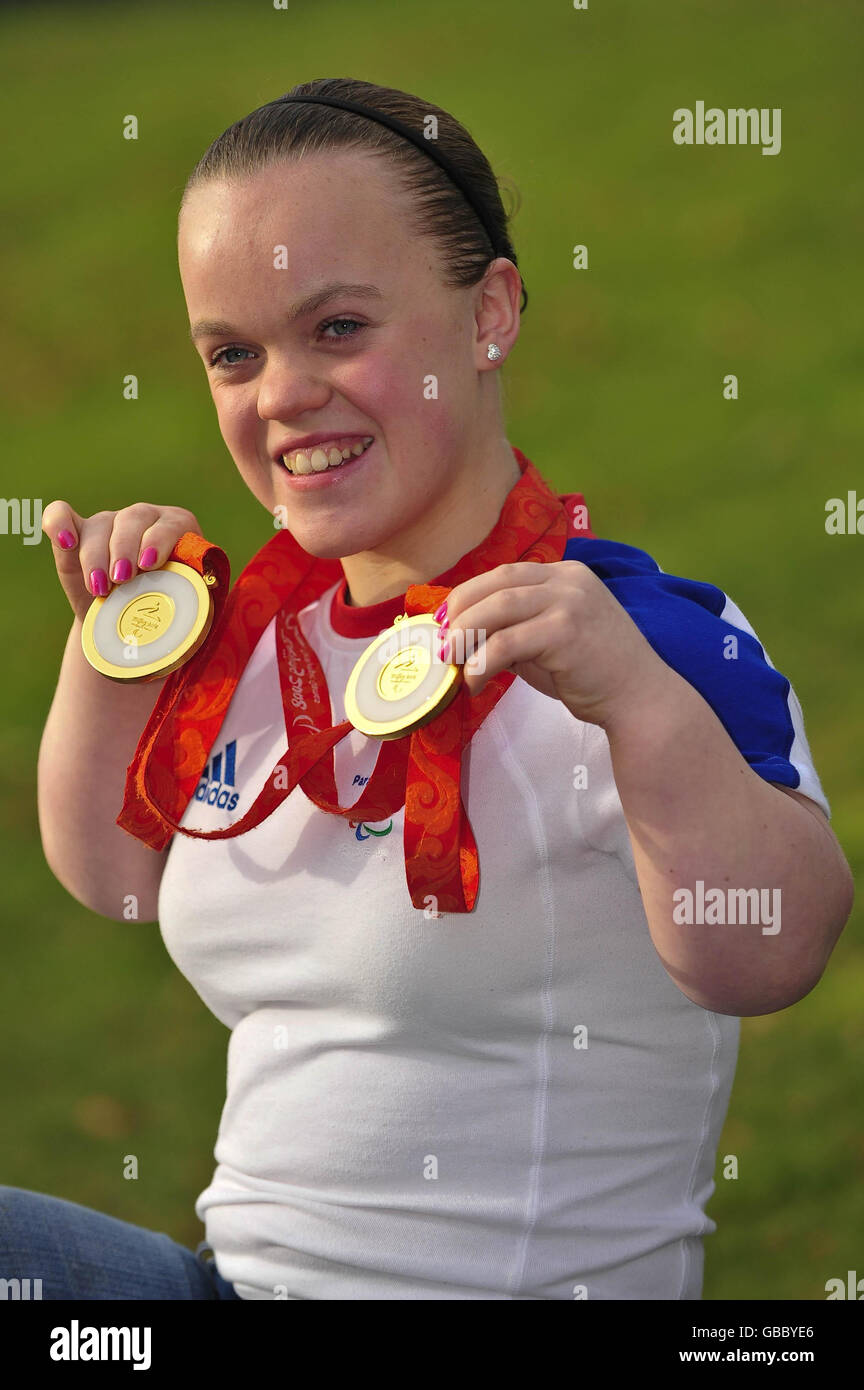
[{"xmin": 563, "ymin": 535, "xmax": 830, "ymax": 816}]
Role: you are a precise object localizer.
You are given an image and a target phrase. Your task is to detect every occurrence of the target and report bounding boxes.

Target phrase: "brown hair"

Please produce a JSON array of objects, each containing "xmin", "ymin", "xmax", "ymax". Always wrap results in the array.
[{"xmin": 181, "ymin": 76, "xmax": 527, "ymax": 315}]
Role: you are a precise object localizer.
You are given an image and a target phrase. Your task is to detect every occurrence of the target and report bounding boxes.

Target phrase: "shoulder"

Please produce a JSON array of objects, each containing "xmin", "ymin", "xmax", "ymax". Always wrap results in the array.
[
  {"xmin": 562, "ymin": 535, "xmax": 728, "ymax": 616},
  {"xmin": 561, "ymin": 532, "xmax": 761, "ymax": 680},
  {"xmin": 562, "ymin": 534, "xmax": 831, "ymax": 818}
]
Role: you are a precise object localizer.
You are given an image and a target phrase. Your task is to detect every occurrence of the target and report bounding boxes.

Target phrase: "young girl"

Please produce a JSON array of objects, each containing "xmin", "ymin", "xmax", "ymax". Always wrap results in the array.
[{"xmin": 28, "ymin": 77, "xmax": 852, "ymax": 1301}]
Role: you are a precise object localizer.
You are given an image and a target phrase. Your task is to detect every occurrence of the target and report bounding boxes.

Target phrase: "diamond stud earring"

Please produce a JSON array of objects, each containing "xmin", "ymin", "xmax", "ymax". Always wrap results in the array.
[{"xmin": 487, "ymin": 343, "xmax": 503, "ymax": 361}]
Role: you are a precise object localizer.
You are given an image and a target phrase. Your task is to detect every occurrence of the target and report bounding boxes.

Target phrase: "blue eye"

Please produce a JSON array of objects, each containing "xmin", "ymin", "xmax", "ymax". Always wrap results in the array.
[
  {"xmin": 209, "ymin": 346, "xmax": 254, "ymax": 369},
  {"xmin": 208, "ymin": 317, "xmax": 366, "ymax": 371},
  {"xmin": 319, "ymin": 317, "xmax": 365, "ymax": 340}
]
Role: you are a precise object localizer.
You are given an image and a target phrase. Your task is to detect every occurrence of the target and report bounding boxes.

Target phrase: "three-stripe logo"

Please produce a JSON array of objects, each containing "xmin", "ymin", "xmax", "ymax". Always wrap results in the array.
[{"xmin": 195, "ymin": 739, "xmax": 240, "ymax": 812}]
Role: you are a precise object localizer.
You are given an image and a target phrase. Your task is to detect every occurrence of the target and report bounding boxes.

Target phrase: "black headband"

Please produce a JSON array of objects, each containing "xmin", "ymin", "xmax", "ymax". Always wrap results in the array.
[{"xmin": 279, "ymin": 94, "xmax": 527, "ymax": 314}]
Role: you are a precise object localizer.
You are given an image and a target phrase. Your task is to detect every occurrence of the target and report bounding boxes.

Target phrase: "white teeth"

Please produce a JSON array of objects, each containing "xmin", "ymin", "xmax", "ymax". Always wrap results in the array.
[{"xmin": 281, "ymin": 436, "xmax": 373, "ymax": 474}]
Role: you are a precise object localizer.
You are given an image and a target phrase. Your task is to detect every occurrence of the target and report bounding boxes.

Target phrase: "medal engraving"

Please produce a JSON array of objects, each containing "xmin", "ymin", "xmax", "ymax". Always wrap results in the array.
[
  {"xmin": 376, "ymin": 644, "xmax": 430, "ymax": 701},
  {"xmin": 117, "ymin": 592, "xmax": 176, "ymax": 646}
]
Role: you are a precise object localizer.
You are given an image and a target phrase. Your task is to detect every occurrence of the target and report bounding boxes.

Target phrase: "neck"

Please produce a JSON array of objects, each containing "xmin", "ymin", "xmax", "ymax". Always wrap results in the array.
[{"xmin": 341, "ymin": 437, "xmax": 522, "ymax": 608}]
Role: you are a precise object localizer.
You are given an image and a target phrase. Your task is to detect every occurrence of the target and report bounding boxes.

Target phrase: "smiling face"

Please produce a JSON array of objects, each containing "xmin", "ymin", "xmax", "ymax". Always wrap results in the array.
[{"xmin": 178, "ymin": 150, "xmax": 521, "ymax": 594}]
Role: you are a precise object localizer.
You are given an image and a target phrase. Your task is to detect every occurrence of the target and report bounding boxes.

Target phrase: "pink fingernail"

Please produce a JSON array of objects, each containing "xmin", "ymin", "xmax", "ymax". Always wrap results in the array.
[
  {"xmin": 57, "ymin": 529, "xmax": 77, "ymax": 550},
  {"xmin": 433, "ymin": 601, "xmax": 448, "ymax": 623},
  {"xmin": 138, "ymin": 546, "xmax": 157, "ymax": 569},
  {"xmin": 89, "ymin": 569, "xmax": 109, "ymax": 597},
  {"xmin": 112, "ymin": 557, "xmax": 132, "ymax": 583},
  {"xmin": 438, "ymin": 635, "xmax": 450, "ymax": 662}
]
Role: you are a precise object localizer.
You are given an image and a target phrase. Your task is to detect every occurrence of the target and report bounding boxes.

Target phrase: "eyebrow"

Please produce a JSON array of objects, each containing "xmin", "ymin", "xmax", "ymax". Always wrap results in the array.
[{"xmin": 189, "ymin": 281, "xmax": 385, "ymax": 342}]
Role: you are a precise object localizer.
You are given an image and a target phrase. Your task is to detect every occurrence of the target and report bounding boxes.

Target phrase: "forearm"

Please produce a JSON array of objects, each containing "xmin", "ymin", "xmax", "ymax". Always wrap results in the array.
[
  {"xmin": 603, "ymin": 664, "xmax": 854, "ymax": 1016},
  {"xmin": 38, "ymin": 617, "xmax": 170, "ymax": 921}
]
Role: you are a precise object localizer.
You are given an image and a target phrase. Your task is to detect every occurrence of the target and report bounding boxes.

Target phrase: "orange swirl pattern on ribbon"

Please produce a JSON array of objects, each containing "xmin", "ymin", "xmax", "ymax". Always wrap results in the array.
[
  {"xmin": 116, "ymin": 448, "xmax": 593, "ymax": 911},
  {"xmin": 397, "ymin": 471, "xmax": 572, "ymax": 911}
]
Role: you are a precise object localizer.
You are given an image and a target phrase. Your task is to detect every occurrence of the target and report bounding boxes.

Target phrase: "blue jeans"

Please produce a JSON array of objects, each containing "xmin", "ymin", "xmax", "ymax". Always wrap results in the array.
[{"xmin": 0, "ymin": 1186, "xmax": 242, "ymax": 1300}]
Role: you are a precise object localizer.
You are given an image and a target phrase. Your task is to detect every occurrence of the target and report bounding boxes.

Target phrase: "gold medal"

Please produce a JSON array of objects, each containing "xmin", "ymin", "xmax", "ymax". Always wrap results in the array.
[
  {"xmin": 81, "ymin": 560, "xmax": 218, "ymax": 683},
  {"xmin": 344, "ymin": 613, "xmax": 463, "ymax": 740}
]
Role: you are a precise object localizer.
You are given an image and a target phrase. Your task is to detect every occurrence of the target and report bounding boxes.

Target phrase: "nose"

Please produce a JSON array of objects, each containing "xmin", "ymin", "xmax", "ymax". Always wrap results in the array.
[{"xmin": 256, "ymin": 352, "xmax": 332, "ymax": 423}]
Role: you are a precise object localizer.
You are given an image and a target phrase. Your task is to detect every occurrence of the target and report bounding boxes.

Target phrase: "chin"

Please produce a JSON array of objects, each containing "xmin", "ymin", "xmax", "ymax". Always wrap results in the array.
[
  {"xmin": 285, "ymin": 525, "xmax": 373, "ymax": 562},
  {"xmin": 291, "ymin": 513, "xmax": 395, "ymax": 560},
  {"xmin": 295, "ymin": 537, "xmax": 352, "ymax": 562}
]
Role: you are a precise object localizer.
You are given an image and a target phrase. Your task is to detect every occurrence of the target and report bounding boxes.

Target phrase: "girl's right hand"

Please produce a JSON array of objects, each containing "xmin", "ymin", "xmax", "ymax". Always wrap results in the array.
[{"xmin": 41, "ymin": 502, "xmax": 204, "ymax": 625}]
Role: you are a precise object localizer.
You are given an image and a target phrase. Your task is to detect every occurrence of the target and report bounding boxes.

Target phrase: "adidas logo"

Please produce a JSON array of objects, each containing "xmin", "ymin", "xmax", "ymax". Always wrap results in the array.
[
  {"xmin": 196, "ymin": 739, "xmax": 240, "ymax": 813},
  {"xmin": 193, "ymin": 743, "xmax": 392, "ymax": 834}
]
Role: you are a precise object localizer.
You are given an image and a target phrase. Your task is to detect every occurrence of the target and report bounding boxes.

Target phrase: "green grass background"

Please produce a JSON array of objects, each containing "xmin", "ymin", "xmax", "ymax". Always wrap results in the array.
[{"xmin": 1, "ymin": 0, "xmax": 861, "ymax": 1300}]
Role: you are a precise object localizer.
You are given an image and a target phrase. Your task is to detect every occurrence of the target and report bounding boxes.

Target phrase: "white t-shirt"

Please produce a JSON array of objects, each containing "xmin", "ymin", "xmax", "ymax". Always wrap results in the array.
[{"xmin": 157, "ymin": 534, "xmax": 829, "ymax": 1300}]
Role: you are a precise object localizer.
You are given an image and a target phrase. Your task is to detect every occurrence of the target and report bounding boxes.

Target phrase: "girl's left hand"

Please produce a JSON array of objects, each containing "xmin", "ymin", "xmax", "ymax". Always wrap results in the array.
[{"xmin": 438, "ymin": 560, "xmax": 673, "ymax": 730}]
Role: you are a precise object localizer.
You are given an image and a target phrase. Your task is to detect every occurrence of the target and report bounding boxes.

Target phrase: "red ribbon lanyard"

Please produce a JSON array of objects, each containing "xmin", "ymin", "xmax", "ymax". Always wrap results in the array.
[{"xmin": 117, "ymin": 449, "xmax": 593, "ymax": 912}]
